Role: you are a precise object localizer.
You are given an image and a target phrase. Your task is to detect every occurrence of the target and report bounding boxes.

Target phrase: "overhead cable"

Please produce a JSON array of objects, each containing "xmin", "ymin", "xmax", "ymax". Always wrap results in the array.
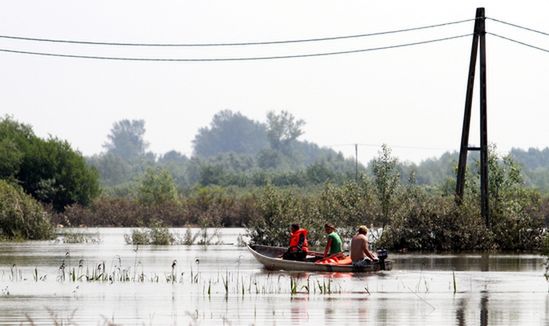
[
  {"xmin": 329, "ymin": 143, "xmax": 453, "ymax": 151},
  {"xmin": 0, "ymin": 34, "xmax": 472, "ymax": 62},
  {"xmin": 487, "ymin": 17, "xmax": 549, "ymax": 37},
  {"xmin": 0, "ymin": 19, "xmax": 474, "ymax": 47},
  {"xmin": 487, "ymin": 32, "xmax": 549, "ymax": 53}
]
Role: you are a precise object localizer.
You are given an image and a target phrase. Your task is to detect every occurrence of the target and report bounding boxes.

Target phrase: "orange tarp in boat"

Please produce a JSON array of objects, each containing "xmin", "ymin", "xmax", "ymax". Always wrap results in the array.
[{"xmin": 315, "ymin": 255, "xmax": 352, "ymax": 266}]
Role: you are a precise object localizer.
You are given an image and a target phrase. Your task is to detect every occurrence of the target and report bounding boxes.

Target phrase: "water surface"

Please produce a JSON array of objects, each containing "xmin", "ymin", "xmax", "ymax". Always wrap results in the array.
[{"xmin": 0, "ymin": 228, "xmax": 547, "ymax": 325}]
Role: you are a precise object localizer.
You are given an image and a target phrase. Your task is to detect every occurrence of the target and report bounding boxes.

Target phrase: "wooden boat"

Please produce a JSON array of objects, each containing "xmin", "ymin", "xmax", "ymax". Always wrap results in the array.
[{"xmin": 248, "ymin": 244, "xmax": 393, "ymax": 273}]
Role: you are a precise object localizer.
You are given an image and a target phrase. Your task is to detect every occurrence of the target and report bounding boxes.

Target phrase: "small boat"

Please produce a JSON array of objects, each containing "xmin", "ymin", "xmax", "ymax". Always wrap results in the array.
[{"xmin": 248, "ymin": 244, "xmax": 393, "ymax": 273}]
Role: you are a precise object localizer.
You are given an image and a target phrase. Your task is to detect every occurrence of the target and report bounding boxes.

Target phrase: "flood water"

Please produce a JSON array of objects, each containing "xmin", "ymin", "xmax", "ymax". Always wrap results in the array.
[{"xmin": 0, "ymin": 228, "xmax": 547, "ymax": 325}]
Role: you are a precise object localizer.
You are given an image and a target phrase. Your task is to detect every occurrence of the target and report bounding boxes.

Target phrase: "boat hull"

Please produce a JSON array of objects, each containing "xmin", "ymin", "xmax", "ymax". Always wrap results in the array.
[{"xmin": 248, "ymin": 245, "xmax": 392, "ymax": 273}]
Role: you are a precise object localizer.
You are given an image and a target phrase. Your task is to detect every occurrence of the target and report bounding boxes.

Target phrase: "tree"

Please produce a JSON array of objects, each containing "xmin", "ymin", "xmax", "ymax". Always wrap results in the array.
[
  {"xmin": 371, "ymin": 144, "xmax": 400, "ymax": 227},
  {"xmin": 87, "ymin": 152, "xmax": 132, "ymax": 186},
  {"xmin": 104, "ymin": 119, "xmax": 148, "ymax": 161},
  {"xmin": 478, "ymin": 146, "xmax": 544, "ymax": 250},
  {"xmin": 0, "ymin": 138, "xmax": 23, "ymax": 180},
  {"xmin": 0, "ymin": 116, "xmax": 33, "ymax": 180},
  {"xmin": 305, "ymin": 161, "xmax": 335, "ymax": 184},
  {"xmin": 137, "ymin": 168, "xmax": 178, "ymax": 206},
  {"xmin": 24, "ymin": 137, "xmax": 100, "ymax": 210},
  {"xmin": 0, "ymin": 116, "xmax": 100, "ymax": 211},
  {"xmin": 266, "ymin": 111, "xmax": 305, "ymax": 153},
  {"xmin": 193, "ymin": 110, "xmax": 269, "ymax": 158},
  {"xmin": 256, "ymin": 149, "xmax": 282, "ymax": 169},
  {"xmin": 157, "ymin": 150, "xmax": 190, "ymax": 189}
]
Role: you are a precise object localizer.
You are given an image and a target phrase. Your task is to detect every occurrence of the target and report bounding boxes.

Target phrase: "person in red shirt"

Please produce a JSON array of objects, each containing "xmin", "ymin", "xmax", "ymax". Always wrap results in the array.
[{"xmin": 282, "ymin": 223, "xmax": 309, "ymax": 261}]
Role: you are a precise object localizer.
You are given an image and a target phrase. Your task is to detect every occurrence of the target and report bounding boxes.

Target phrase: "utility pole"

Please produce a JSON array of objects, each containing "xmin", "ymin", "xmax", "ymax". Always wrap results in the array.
[
  {"xmin": 355, "ymin": 144, "xmax": 358, "ymax": 182},
  {"xmin": 455, "ymin": 7, "xmax": 490, "ymax": 228}
]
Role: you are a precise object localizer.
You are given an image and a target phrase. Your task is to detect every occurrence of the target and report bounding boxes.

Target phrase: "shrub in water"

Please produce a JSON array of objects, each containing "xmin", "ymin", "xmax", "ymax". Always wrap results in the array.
[
  {"xmin": 0, "ymin": 180, "xmax": 54, "ymax": 240},
  {"xmin": 148, "ymin": 219, "xmax": 174, "ymax": 245},
  {"xmin": 124, "ymin": 220, "xmax": 174, "ymax": 245},
  {"xmin": 125, "ymin": 229, "xmax": 151, "ymax": 245}
]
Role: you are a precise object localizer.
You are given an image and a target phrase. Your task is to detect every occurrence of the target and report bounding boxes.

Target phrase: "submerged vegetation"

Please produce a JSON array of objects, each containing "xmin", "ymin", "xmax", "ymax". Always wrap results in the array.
[
  {"xmin": 124, "ymin": 220, "xmax": 175, "ymax": 245},
  {"xmin": 1, "ymin": 256, "xmax": 345, "ymax": 297},
  {"xmin": 123, "ymin": 221, "xmax": 222, "ymax": 246}
]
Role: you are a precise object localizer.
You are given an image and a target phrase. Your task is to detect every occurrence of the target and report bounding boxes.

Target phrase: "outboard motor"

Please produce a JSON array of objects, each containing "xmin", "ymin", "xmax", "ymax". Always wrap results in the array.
[{"xmin": 376, "ymin": 249, "xmax": 388, "ymax": 270}]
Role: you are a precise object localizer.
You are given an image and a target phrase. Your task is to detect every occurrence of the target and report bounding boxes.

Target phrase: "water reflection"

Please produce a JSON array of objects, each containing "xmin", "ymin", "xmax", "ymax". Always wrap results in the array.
[
  {"xmin": 480, "ymin": 291, "xmax": 489, "ymax": 326},
  {"xmin": 291, "ymin": 297, "xmax": 309, "ymax": 324},
  {"xmin": 455, "ymin": 297, "xmax": 466, "ymax": 326},
  {"xmin": 392, "ymin": 252, "xmax": 544, "ymax": 272}
]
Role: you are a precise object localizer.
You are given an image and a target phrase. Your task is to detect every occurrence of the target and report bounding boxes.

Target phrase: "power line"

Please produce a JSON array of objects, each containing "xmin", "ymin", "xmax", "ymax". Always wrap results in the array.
[
  {"xmin": 488, "ymin": 32, "xmax": 549, "ymax": 53},
  {"xmin": 328, "ymin": 143, "xmax": 454, "ymax": 151},
  {"xmin": 0, "ymin": 34, "xmax": 472, "ymax": 62},
  {"xmin": 487, "ymin": 17, "xmax": 549, "ymax": 37},
  {"xmin": 0, "ymin": 18, "xmax": 475, "ymax": 47}
]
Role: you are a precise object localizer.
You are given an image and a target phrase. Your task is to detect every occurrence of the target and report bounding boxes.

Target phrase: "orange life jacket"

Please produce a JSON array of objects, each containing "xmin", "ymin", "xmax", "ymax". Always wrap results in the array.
[{"xmin": 289, "ymin": 229, "xmax": 309, "ymax": 253}]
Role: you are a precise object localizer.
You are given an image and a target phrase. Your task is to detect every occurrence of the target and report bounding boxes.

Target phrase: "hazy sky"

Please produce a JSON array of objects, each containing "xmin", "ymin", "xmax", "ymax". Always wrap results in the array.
[{"xmin": 1, "ymin": 1, "xmax": 548, "ymax": 164}]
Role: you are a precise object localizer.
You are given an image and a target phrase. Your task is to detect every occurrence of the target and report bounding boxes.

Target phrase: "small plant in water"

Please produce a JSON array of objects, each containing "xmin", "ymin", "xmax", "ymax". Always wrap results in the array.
[
  {"xmin": 57, "ymin": 230, "xmax": 101, "ymax": 244},
  {"xmin": 124, "ymin": 220, "xmax": 174, "ymax": 245},
  {"xmin": 124, "ymin": 229, "xmax": 150, "ymax": 245},
  {"xmin": 180, "ymin": 227, "xmax": 223, "ymax": 246},
  {"xmin": 148, "ymin": 220, "xmax": 174, "ymax": 245},
  {"xmin": 290, "ymin": 277, "xmax": 297, "ymax": 295}
]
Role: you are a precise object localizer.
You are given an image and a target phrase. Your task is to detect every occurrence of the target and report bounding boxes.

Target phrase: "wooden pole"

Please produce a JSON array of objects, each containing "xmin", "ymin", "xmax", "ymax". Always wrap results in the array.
[
  {"xmin": 456, "ymin": 8, "xmax": 482, "ymax": 203},
  {"xmin": 478, "ymin": 8, "xmax": 490, "ymax": 227},
  {"xmin": 456, "ymin": 7, "xmax": 490, "ymax": 228}
]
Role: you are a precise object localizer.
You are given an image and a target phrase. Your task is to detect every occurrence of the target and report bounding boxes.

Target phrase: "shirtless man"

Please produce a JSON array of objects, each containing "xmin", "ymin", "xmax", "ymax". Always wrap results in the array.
[{"xmin": 350, "ymin": 225, "xmax": 378, "ymax": 267}]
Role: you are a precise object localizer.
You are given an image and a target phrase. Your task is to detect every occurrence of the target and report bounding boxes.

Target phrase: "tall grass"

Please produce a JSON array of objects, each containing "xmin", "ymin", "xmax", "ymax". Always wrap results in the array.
[{"xmin": 0, "ymin": 257, "xmax": 355, "ymax": 298}]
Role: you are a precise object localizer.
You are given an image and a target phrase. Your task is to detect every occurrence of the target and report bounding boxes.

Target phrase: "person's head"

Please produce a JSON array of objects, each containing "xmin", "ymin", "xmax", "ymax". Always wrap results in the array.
[
  {"xmin": 357, "ymin": 225, "xmax": 368, "ymax": 235},
  {"xmin": 324, "ymin": 223, "xmax": 335, "ymax": 234},
  {"xmin": 290, "ymin": 223, "xmax": 300, "ymax": 233}
]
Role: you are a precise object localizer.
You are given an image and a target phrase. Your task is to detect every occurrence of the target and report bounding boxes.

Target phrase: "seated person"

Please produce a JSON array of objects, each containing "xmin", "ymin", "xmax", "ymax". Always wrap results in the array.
[
  {"xmin": 323, "ymin": 223, "xmax": 344, "ymax": 259},
  {"xmin": 282, "ymin": 223, "xmax": 309, "ymax": 261},
  {"xmin": 350, "ymin": 225, "xmax": 378, "ymax": 267}
]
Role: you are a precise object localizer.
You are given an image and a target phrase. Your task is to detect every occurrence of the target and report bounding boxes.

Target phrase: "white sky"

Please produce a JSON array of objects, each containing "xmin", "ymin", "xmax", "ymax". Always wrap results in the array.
[{"xmin": 1, "ymin": 1, "xmax": 548, "ymax": 164}]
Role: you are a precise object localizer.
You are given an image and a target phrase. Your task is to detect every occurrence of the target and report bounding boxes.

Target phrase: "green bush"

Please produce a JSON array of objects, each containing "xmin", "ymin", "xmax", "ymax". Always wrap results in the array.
[
  {"xmin": 0, "ymin": 180, "xmax": 54, "ymax": 240},
  {"xmin": 137, "ymin": 168, "xmax": 178, "ymax": 206},
  {"xmin": 148, "ymin": 220, "xmax": 175, "ymax": 245},
  {"xmin": 378, "ymin": 195, "xmax": 494, "ymax": 251},
  {"xmin": 247, "ymin": 184, "xmax": 308, "ymax": 247},
  {"xmin": 309, "ymin": 181, "xmax": 376, "ymax": 241},
  {"xmin": 125, "ymin": 228, "xmax": 150, "ymax": 245},
  {"xmin": 124, "ymin": 220, "xmax": 174, "ymax": 245}
]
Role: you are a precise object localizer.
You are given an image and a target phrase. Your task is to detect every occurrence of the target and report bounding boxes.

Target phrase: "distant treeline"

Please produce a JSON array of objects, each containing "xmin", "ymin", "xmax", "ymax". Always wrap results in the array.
[
  {"xmin": 398, "ymin": 148, "xmax": 549, "ymax": 193},
  {"xmin": 87, "ymin": 110, "xmax": 364, "ymax": 194},
  {"xmin": 86, "ymin": 110, "xmax": 549, "ymax": 194}
]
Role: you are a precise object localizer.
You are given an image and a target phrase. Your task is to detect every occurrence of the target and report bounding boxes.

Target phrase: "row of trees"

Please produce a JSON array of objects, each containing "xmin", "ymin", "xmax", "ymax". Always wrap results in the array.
[
  {"xmin": 89, "ymin": 111, "xmax": 549, "ymax": 196},
  {"xmin": 88, "ymin": 110, "xmax": 362, "ymax": 193},
  {"xmin": 397, "ymin": 148, "xmax": 549, "ymax": 192}
]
